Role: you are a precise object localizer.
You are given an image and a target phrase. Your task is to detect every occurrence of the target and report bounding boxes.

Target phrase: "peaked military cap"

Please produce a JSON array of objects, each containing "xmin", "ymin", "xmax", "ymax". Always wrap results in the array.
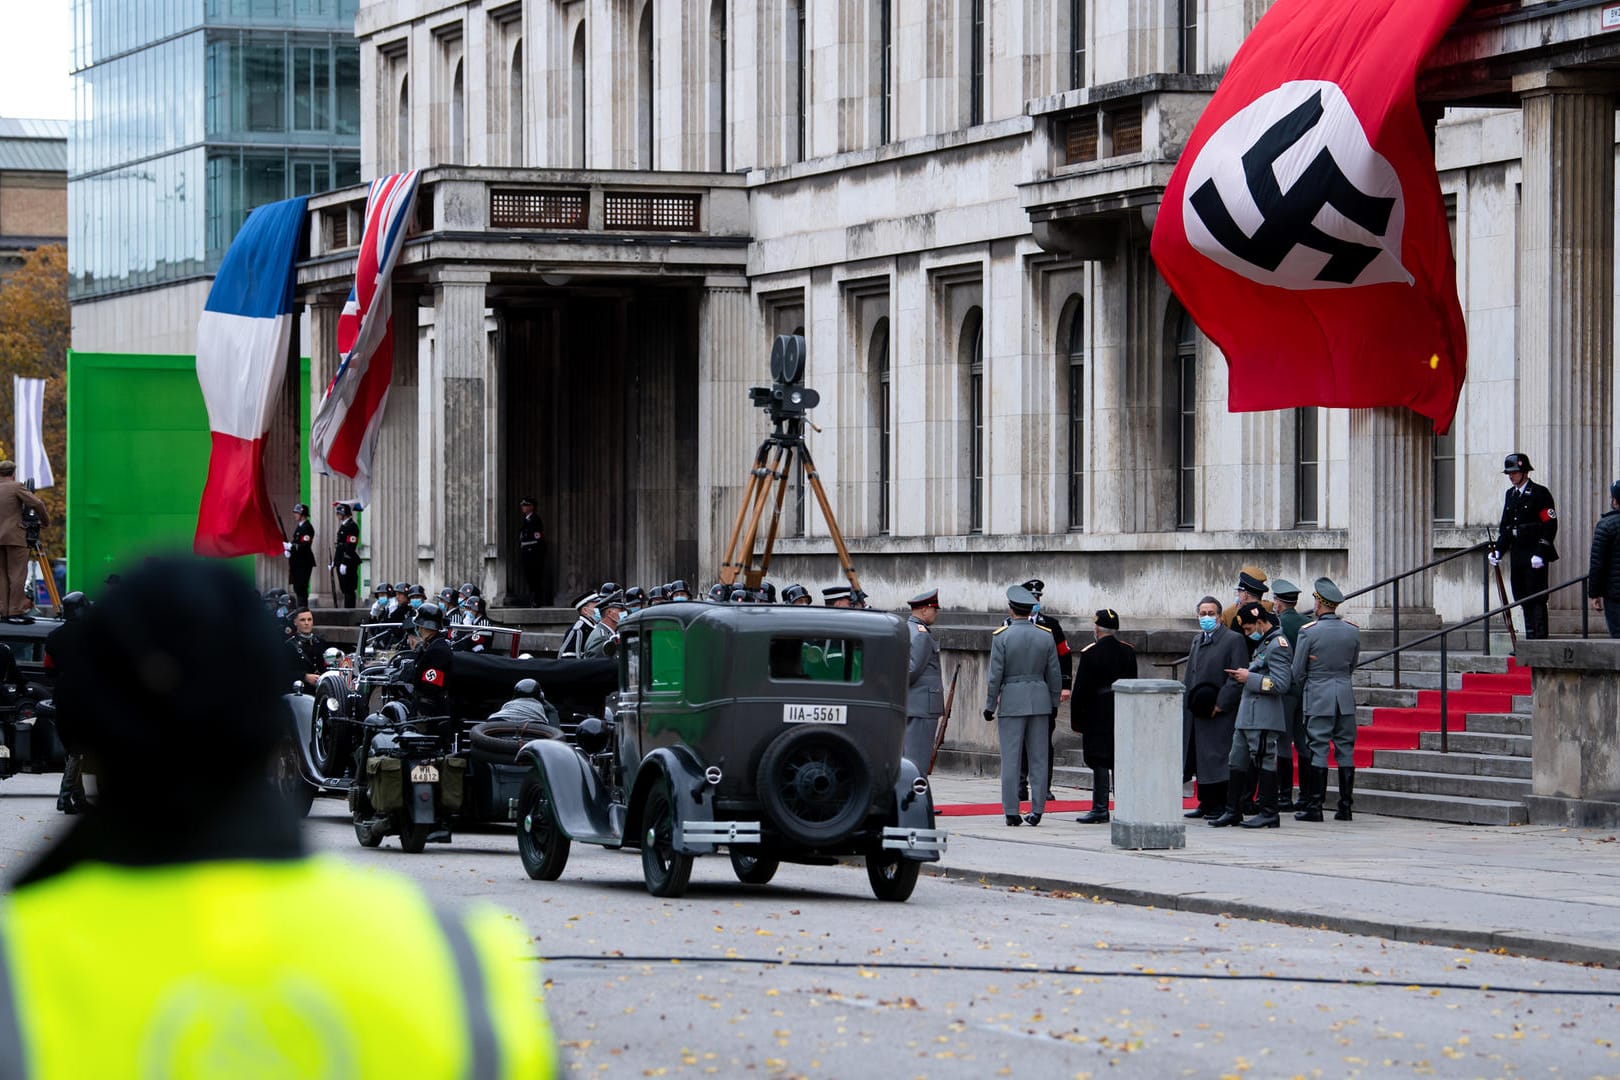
[
  {"xmin": 1236, "ymin": 566, "xmax": 1269, "ymax": 595},
  {"xmin": 599, "ymin": 590, "xmax": 629, "ymax": 611},
  {"xmin": 1006, "ymin": 585, "xmax": 1037, "ymax": 612},
  {"xmin": 822, "ymin": 585, "xmax": 852, "ymax": 603},
  {"xmin": 1236, "ymin": 601, "xmax": 1268, "ymax": 624},
  {"xmin": 1313, "ymin": 577, "xmax": 1345, "ymax": 605},
  {"xmin": 1020, "ymin": 578, "xmax": 1046, "ymax": 597},
  {"xmin": 570, "ymin": 590, "xmax": 597, "ymax": 611},
  {"xmin": 908, "ymin": 588, "xmax": 940, "ymax": 609},
  {"xmin": 1094, "ymin": 608, "xmax": 1120, "ymax": 630},
  {"xmin": 1271, "ymin": 579, "xmax": 1301, "ymax": 601}
]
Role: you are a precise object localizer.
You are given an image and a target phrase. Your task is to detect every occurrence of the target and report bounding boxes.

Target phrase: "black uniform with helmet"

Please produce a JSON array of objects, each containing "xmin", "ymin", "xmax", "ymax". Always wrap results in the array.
[
  {"xmin": 1495, "ymin": 452, "xmax": 1559, "ymax": 640},
  {"xmin": 404, "ymin": 602, "xmax": 452, "ymax": 715},
  {"xmin": 516, "ymin": 497, "xmax": 545, "ymax": 605},
  {"xmin": 331, "ymin": 503, "xmax": 362, "ymax": 608},
  {"xmin": 286, "ymin": 504, "xmax": 316, "ymax": 607}
]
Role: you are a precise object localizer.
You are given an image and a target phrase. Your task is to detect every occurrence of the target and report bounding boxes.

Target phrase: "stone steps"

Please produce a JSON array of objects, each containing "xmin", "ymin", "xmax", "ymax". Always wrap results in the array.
[
  {"xmin": 1461, "ymin": 712, "xmax": 1530, "ymax": 736},
  {"xmin": 1356, "ymin": 651, "xmax": 1514, "ymax": 674},
  {"xmin": 1419, "ymin": 730, "xmax": 1532, "ymax": 756},
  {"xmin": 1371, "ymin": 748, "xmax": 1532, "ymax": 779},
  {"xmin": 1349, "ymin": 766, "xmax": 1531, "ymax": 802},
  {"xmin": 1323, "ymin": 787, "xmax": 1529, "ymax": 826}
]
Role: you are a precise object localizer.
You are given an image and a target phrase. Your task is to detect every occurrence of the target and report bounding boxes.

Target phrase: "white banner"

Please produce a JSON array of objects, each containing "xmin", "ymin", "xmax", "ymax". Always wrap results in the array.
[{"xmin": 12, "ymin": 376, "xmax": 52, "ymax": 489}]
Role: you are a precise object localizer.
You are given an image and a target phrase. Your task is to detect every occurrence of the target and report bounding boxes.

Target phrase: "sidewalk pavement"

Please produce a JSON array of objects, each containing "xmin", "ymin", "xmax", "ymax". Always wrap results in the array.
[{"xmin": 924, "ymin": 773, "xmax": 1620, "ymax": 968}]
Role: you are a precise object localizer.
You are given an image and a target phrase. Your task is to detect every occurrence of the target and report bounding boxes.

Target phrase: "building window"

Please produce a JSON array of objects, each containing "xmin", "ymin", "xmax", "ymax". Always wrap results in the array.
[
  {"xmin": 790, "ymin": 0, "xmax": 806, "ymax": 161},
  {"xmin": 291, "ymin": 45, "xmax": 331, "ymax": 132},
  {"xmin": 1433, "ymin": 428, "xmax": 1456, "ymax": 525},
  {"xmin": 1174, "ymin": 307, "xmax": 1197, "ymax": 529},
  {"xmin": 396, "ymin": 74, "xmax": 410, "ymax": 171},
  {"xmin": 966, "ymin": 308, "xmax": 985, "ymax": 534},
  {"xmin": 1294, "ymin": 407, "xmax": 1319, "ymax": 527},
  {"xmin": 637, "ymin": 2, "xmax": 654, "ymax": 169},
  {"xmin": 708, "ymin": 0, "xmax": 726, "ymax": 171},
  {"xmin": 571, "ymin": 24, "xmax": 587, "ymax": 167},
  {"xmin": 873, "ymin": 317, "xmax": 892, "ymax": 535},
  {"xmin": 1179, "ymin": 0, "xmax": 1197, "ymax": 74},
  {"xmin": 450, "ymin": 59, "xmax": 465, "ymax": 164},
  {"xmin": 509, "ymin": 42, "xmax": 524, "ymax": 165},
  {"xmin": 879, "ymin": 0, "xmax": 893, "ymax": 144},
  {"xmin": 1065, "ymin": 302, "xmax": 1085, "ymax": 531},
  {"xmin": 968, "ymin": 0, "xmax": 985, "ymax": 126},
  {"xmin": 1069, "ymin": 0, "xmax": 1085, "ymax": 90}
]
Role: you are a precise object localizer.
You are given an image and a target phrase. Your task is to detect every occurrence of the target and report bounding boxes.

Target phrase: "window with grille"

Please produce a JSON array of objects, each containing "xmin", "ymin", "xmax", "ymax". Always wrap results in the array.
[
  {"xmin": 603, "ymin": 192, "xmax": 701, "ymax": 230},
  {"xmin": 1066, "ymin": 304, "xmax": 1085, "ymax": 531},
  {"xmin": 968, "ymin": 311, "xmax": 985, "ymax": 533},
  {"xmin": 1070, "ymin": 0, "xmax": 1086, "ymax": 90},
  {"xmin": 1434, "ymin": 428, "xmax": 1456, "ymax": 525},
  {"xmin": 490, "ymin": 190, "xmax": 588, "ymax": 229},
  {"xmin": 1295, "ymin": 407, "xmax": 1319, "ymax": 527},
  {"xmin": 1179, "ymin": 0, "xmax": 1198, "ymax": 74}
]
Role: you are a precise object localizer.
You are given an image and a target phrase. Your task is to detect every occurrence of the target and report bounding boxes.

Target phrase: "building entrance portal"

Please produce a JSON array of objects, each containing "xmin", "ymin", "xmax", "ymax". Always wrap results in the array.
[{"xmin": 502, "ymin": 287, "xmax": 700, "ymax": 605}]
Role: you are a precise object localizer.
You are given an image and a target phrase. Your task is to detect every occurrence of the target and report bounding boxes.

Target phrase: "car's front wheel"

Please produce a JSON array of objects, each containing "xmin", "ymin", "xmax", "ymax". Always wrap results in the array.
[
  {"xmin": 729, "ymin": 848, "xmax": 780, "ymax": 885},
  {"xmin": 640, "ymin": 780, "xmax": 693, "ymax": 898},
  {"xmin": 865, "ymin": 848, "xmax": 920, "ymax": 902},
  {"xmin": 517, "ymin": 774, "xmax": 571, "ymax": 881}
]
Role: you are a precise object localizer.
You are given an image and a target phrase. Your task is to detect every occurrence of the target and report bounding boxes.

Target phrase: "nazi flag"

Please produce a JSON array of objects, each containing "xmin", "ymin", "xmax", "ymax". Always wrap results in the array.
[{"xmin": 1151, "ymin": 0, "xmax": 1470, "ymax": 433}]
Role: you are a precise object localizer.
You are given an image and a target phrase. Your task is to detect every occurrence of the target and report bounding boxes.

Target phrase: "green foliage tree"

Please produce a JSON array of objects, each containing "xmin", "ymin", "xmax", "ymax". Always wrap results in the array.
[{"xmin": 0, "ymin": 244, "xmax": 69, "ymax": 531}]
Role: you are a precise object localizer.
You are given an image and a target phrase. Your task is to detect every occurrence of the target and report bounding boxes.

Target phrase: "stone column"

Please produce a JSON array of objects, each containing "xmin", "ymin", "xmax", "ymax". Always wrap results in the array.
[
  {"xmin": 1347, "ymin": 407, "xmax": 1437, "ymax": 626},
  {"xmin": 306, "ymin": 297, "xmax": 350, "ymax": 605},
  {"xmin": 1516, "ymin": 72, "xmax": 1616, "ymax": 621},
  {"xmin": 426, "ymin": 268, "xmax": 491, "ymax": 590},
  {"xmin": 1111, "ymin": 679, "xmax": 1186, "ymax": 850},
  {"xmin": 697, "ymin": 278, "xmax": 759, "ymax": 574}
]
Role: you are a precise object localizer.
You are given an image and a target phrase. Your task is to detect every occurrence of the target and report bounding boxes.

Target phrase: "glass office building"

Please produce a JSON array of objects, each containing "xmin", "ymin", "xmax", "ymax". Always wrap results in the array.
[{"xmin": 69, "ymin": 0, "xmax": 360, "ymax": 299}]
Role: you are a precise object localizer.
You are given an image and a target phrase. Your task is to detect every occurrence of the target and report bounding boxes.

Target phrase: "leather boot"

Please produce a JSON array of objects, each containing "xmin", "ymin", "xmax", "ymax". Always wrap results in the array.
[
  {"xmin": 1076, "ymin": 768, "xmax": 1110, "ymax": 823},
  {"xmin": 1294, "ymin": 765, "xmax": 1326, "ymax": 822},
  {"xmin": 1186, "ymin": 779, "xmax": 1223, "ymax": 819},
  {"xmin": 1335, "ymin": 766, "xmax": 1355, "ymax": 820},
  {"xmin": 1275, "ymin": 746, "xmax": 1297, "ymax": 811},
  {"xmin": 1241, "ymin": 768, "xmax": 1281, "ymax": 828},
  {"xmin": 1207, "ymin": 772, "xmax": 1246, "ymax": 827}
]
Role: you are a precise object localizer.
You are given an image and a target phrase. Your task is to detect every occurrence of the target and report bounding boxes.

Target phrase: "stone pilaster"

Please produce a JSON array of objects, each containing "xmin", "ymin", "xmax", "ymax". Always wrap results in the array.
[
  {"xmin": 1347, "ymin": 407, "xmax": 1436, "ymax": 624},
  {"xmin": 697, "ymin": 278, "xmax": 760, "ymax": 574},
  {"xmin": 425, "ymin": 268, "xmax": 491, "ymax": 590},
  {"xmin": 306, "ymin": 298, "xmax": 352, "ymax": 605},
  {"xmin": 1516, "ymin": 72, "xmax": 1616, "ymax": 618}
]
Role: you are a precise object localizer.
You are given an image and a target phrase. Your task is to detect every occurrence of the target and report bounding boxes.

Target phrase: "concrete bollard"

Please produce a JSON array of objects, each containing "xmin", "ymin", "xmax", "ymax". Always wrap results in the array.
[{"xmin": 1111, "ymin": 679, "xmax": 1187, "ymax": 850}]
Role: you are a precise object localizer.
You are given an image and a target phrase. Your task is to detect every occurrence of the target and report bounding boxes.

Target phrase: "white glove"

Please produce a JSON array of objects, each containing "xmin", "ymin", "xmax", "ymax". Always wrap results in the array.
[
  {"xmin": 1531, "ymin": 555, "xmax": 1544, "ymax": 569},
  {"xmin": 282, "ymin": 542, "xmax": 292, "ymax": 556},
  {"xmin": 337, "ymin": 565, "xmax": 348, "ymax": 576},
  {"xmin": 1488, "ymin": 551, "xmax": 1501, "ymax": 567}
]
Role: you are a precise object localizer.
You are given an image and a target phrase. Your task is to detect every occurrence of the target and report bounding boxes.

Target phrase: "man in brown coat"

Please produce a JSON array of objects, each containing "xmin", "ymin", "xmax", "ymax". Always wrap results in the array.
[{"xmin": 0, "ymin": 461, "xmax": 48, "ymax": 623}]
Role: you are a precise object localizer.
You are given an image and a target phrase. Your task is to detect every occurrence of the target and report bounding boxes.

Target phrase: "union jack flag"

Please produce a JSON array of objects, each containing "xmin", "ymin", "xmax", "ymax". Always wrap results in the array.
[{"xmin": 309, "ymin": 170, "xmax": 421, "ymax": 501}]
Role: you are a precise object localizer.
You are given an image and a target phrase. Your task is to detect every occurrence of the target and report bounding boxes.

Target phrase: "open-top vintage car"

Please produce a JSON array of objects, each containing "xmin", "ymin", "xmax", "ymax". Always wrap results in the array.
[{"xmin": 513, "ymin": 603, "xmax": 946, "ymax": 901}]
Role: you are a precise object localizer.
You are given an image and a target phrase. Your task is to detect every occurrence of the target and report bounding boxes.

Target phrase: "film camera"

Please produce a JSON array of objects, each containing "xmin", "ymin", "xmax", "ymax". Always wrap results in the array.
[
  {"xmin": 749, "ymin": 334, "xmax": 820, "ymax": 427},
  {"xmin": 21, "ymin": 480, "xmax": 43, "ymax": 549}
]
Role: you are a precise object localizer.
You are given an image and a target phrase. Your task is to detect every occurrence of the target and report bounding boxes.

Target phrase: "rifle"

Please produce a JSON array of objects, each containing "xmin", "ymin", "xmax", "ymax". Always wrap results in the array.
[
  {"xmin": 927, "ymin": 662, "xmax": 963, "ymax": 777},
  {"xmin": 1488, "ymin": 540, "xmax": 1518, "ymax": 649}
]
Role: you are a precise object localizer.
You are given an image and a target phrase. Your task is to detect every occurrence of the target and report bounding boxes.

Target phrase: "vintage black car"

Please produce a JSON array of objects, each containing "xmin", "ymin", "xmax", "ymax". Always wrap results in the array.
[
  {"xmin": 0, "ymin": 618, "xmax": 64, "ymax": 777},
  {"xmin": 513, "ymin": 603, "xmax": 947, "ymax": 901}
]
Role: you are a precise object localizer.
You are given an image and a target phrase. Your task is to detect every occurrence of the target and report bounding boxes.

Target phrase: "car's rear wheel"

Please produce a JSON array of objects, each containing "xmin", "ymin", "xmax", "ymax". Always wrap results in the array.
[
  {"xmin": 865, "ymin": 849, "xmax": 920, "ymax": 902},
  {"xmin": 756, "ymin": 727, "xmax": 873, "ymax": 847},
  {"xmin": 640, "ymin": 781, "xmax": 693, "ymax": 898},
  {"xmin": 398, "ymin": 820, "xmax": 431, "ymax": 854},
  {"xmin": 517, "ymin": 774, "xmax": 571, "ymax": 881},
  {"xmin": 728, "ymin": 848, "xmax": 780, "ymax": 885}
]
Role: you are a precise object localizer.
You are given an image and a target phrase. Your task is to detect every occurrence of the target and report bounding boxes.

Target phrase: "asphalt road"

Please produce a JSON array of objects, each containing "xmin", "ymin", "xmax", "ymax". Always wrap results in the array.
[{"xmin": 3, "ymin": 776, "xmax": 1619, "ymax": 1078}]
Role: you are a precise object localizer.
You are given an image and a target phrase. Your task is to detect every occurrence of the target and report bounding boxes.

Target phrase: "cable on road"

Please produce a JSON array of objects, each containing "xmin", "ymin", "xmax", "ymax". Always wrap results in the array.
[{"xmin": 535, "ymin": 954, "xmax": 1620, "ymax": 999}]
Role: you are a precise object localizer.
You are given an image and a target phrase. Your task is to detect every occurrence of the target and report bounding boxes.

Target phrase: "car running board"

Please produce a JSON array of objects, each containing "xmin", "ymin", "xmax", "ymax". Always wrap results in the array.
[
  {"xmin": 882, "ymin": 826, "xmax": 948, "ymax": 854},
  {"xmin": 680, "ymin": 820, "xmax": 762, "ymax": 845}
]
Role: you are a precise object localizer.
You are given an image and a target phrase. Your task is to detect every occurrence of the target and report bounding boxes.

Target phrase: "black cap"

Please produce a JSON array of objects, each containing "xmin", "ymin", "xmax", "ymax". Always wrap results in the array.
[
  {"xmin": 1611, "ymin": 480, "xmax": 1620, "ymax": 502},
  {"xmin": 334, "ymin": 502, "xmax": 351, "ymax": 515},
  {"xmin": 822, "ymin": 585, "xmax": 852, "ymax": 604},
  {"xmin": 292, "ymin": 502, "xmax": 309, "ymax": 515},
  {"xmin": 1503, "ymin": 452, "xmax": 1533, "ymax": 474},
  {"xmin": 600, "ymin": 591, "xmax": 628, "ymax": 611},
  {"xmin": 1236, "ymin": 601, "xmax": 1268, "ymax": 625},
  {"xmin": 1020, "ymin": 578, "xmax": 1045, "ymax": 597},
  {"xmin": 1237, "ymin": 567, "xmax": 1269, "ymax": 596},
  {"xmin": 1094, "ymin": 608, "xmax": 1120, "ymax": 630},
  {"xmin": 519, "ymin": 496, "xmax": 536, "ymax": 507}
]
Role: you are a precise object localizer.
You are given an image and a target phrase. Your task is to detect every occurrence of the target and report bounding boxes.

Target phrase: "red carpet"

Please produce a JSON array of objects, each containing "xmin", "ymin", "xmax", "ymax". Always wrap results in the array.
[
  {"xmin": 1356, "ymin": 659, "xmax": 1530, "ymax": 767},
  {"xmin": 936, "ymin": 797, "xmax": 1200, "ymax": 817}
]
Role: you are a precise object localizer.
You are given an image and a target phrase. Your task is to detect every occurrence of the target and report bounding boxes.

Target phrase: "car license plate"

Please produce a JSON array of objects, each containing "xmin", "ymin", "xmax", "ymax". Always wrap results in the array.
[
  {"xmin": 410, "ymin": 764, "xmax": 440, "ymax": 783},
  {"xmin": 783, "ymin": 704, "xmax": 847, "ymax": 725}
]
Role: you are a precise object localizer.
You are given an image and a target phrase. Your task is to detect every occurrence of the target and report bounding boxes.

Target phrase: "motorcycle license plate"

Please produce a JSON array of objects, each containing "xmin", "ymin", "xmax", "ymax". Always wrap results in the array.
[
  {"xmin": 410, "ymin": 764, "xmax": 440, "ymax": 783},
  {"xmin": 783, "ymin": 704, "xmax": 846, "ymax": 725},
  {"xmin": 0, "ymin": 746, "xmax": 9, "ymax": 758}
]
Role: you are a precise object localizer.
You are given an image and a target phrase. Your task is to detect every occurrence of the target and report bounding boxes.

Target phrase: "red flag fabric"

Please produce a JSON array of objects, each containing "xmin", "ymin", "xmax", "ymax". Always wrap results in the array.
[{"xmin": 1151, "ymin": 0, "xmax": 1470, "ymax": 432}]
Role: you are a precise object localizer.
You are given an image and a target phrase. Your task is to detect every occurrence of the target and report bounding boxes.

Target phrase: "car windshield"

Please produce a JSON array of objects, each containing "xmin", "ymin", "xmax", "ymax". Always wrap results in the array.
[{"xmin": 769, "ymin": 637, "xmax": 864, "ymax": 683}]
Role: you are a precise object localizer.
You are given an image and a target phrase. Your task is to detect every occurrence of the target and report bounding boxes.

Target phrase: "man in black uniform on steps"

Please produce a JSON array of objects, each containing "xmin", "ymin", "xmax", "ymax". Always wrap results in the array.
[
  {"xmin": 331, "ymin": 502, "xmax": 362, "ymax": 608},
  {"xmin": 285, "ymin": 503, "xmax": 316, "ymax": 607},
  {"xmin": 517, "ymin": 497, "xmax": 545, "ymax": 605},
  {"xmin": 1492, "ymin": 453, "xmax": 1559, "ymax": 640}
]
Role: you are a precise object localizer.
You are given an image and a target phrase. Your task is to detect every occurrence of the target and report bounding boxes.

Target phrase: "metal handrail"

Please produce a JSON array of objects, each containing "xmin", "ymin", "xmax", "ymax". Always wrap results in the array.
[
  {"xmin": 1356, "ymin": 575, "xmax": 1591, "ymax": 752},
  {"xmin": 1340, "ymin": 539, "xmax": 1494, "ymax": 689}
]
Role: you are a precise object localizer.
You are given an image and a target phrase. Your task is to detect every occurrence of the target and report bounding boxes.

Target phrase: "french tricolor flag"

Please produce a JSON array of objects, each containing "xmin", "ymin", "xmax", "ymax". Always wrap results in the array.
[{"xmin": 192, "ymin": 196, "xmax": 309, "ymax": 559}]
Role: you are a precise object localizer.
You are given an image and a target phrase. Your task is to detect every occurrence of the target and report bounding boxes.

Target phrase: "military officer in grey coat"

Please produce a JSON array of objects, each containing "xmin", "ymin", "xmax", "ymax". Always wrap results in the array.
[
  {"xmin": 1290, "ymin": 577, "xmax": 1362, "ymax": 821},
  {"xmin": 984, "ymin": 585, "xmax": 1063, "ymax": 826},
  {"xmin": 905, "ymin": 589, "xmax": 944, "ymax": 771},
  {"xmin": 1209, "ymin": 602, "xmax": 1292, "ymax": 829}
]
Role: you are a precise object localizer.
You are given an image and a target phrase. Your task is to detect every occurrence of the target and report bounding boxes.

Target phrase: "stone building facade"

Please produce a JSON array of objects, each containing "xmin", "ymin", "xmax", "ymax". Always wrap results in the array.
[{"xmin": 295, "ymin": 0, "xmax": 1619, "ymax": 625}]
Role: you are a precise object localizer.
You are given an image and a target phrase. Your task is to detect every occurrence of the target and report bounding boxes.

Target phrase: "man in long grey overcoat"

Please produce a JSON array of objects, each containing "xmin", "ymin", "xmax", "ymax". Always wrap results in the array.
[
  {"xmin": 1181, "ymin": 595, "xmax": 1247, "ymax": 818},
  {"xmin": 905, "ymin": 588, "xmax": 944, "ymax": 770},
  {"xmin": 1290, "ymin": 577, "xmax": 1362, "ymax": 821},
  {"xmin": 1209, "ymin": 602, "xmax": 1292, "ymax": 829},
  {"xmin": 984, "ymin": 585, "xmax": 1063, "ymax": 826}
]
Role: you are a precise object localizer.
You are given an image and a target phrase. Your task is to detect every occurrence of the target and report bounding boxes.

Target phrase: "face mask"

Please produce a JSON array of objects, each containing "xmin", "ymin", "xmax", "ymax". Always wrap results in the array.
[
  {"xmin": 410, "ymin": 598, "xmax": 423, "ymax": 609},
  {"xmin": 1247, "ymin": 629, "xmax": 1263, "ymax": 642},
  {"xmin": 1198, "ymin": 615, "xmax": 1218, "ymax": 633}
]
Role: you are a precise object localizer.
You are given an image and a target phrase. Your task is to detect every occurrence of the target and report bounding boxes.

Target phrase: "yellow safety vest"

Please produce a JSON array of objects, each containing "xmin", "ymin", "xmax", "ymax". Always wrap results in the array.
[{"xmin": 0, "ymin": 856, "xmax": 555, "ymax": 1079}]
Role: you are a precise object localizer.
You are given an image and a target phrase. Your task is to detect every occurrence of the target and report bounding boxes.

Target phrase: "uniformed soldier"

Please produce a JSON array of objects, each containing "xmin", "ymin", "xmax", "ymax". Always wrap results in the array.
[
  {"xmin": 517, "ymin": 496, "xmax": 545, "ymax": 604},
  {"xmin": 983, "ymin": 585, "xmax": 1063, "ymax": 826},
  {"xmin": 1013, "ymin": 578, "xmax": 1071, "ymax": 802},
  {"xmin": 1290, "ymin": 577, "xmax": 1362, "ymax": 822},
  {"xmin": 330, "ymin": 502, "xmax": 362, "ymax": 608},
  {"xmin": 9, "ymin": 556, "xmax": 556, "ymax": 1078},
  {"xmin": 559, "ymin": 590, "xmax": 600, "ymax": 658},
  {"xmin": 1070, "ymin": 608, "xmax": 1137, "ymax": 824},
  {"xmin": 285, "ymin": 502, "xmax": 316, "ymax": 607},
  {"xmin": 1221, "ymin": 567, "xmax": 1275, "ymax": 643},
  {"xmin": 782, "ymin": 583, "xmax": 813, "ymax": 606},
  {"xmin": 1492, "ymin": 452, "xmax": 1559, "ymax": 640},
  {"xmin": 284, "ymin": 607, "xmax": 329, "ymax": 690},
  {"xmin": 1270, "ymin": 579, "xmax": 1309, "ymax": 810},
  {"xmin": 823, "ymin": 585, "xmax": 854, "ymax": 608},
  {"xmin": 583, "ymin": 592, "xmax": 628, "ymax": 658},
  {"xmin": 904, "ymin": 589, "xmax": 944, "ymax": 771},
  {"xmin": 367, "ymin": 582, "xmax": 393, "ymax": 621},
  {"xmin": 404, "ymin": 601, "xmax": 453, "ymax": 716},
  {"xmin": 1209, "ymin": 601, "xmax": 1292, "ymax": 829},
  {"xmin": 668, "ymin": 579, "xmax": 693, "ymax": 602}
]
